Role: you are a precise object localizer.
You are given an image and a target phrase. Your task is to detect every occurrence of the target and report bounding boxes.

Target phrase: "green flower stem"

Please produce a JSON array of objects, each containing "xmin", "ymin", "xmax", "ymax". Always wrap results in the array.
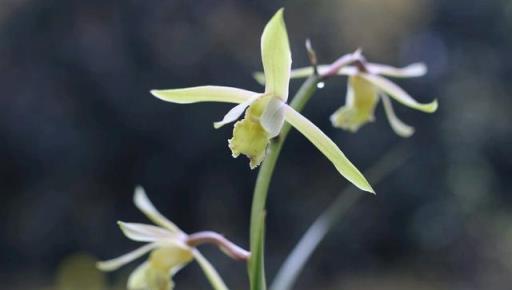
[
  {"xmin": 270, "ymin": 144, "xmax": 412, "ymax": 290},
  {"xmin": 249, "ymin": 75, "xmax": 320, "ymax": 290}
]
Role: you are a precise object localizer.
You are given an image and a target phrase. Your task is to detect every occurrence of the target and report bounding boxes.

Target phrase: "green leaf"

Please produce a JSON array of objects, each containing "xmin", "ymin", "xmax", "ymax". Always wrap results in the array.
[
  {"xmin": 283, "ymin": 105, "xmax": 374, "ymax": 193},
  {"xmin": 151, "ymin": 86, "xmax": 259, "ymax": 104},
  {"xmin": 261, "ymin": 8, "xmax": 291, "ymax": 101}
]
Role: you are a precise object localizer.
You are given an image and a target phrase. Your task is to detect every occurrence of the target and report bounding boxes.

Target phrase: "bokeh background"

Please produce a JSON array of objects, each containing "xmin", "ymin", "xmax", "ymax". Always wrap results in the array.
[{"xmin": 1, "ymin": 0, "xmax": 511, "ymax": 289}]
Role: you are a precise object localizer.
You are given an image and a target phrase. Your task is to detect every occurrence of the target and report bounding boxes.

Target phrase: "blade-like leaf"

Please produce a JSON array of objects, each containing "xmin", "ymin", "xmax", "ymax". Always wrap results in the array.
[
  {"xmin": 381, "ymin": 94, "xmax": 415, "ymax": 137},
  {"xmin": 261, "ymin": 8, "xmax": 291, "ymax": 101},
  {"xmin": 283, "ymin": 105, "xmax": 374, "ymax": 193},
  {"xmin": 151, "ymin": 86, "xmax": 259, "ymax": 104},
  {"xmin": 249, "ymin": 211, "xmax": 267, "ymax": 290},
  {"xmin": 361, "ymin": 74, "xmax": 438, "ymax": 113}
]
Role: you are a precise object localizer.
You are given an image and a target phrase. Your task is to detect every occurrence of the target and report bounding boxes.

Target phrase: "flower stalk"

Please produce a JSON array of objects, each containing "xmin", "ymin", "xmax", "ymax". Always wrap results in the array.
[{"xmin": 249, "ymin": 74, "xmax": 320, "ymax": 290}]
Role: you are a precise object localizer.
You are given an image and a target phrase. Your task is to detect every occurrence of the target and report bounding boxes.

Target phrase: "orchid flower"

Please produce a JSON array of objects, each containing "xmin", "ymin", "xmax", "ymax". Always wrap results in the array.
[
  {"xmin": 278, "ymin": 56, "xmax": 438, "ymax": 137},
  {"xmin": 97, "ymin": 187, "xmax": 248, "ymax": 290},
  {"xmin": 151, "ymin": 9, "xmax": 373, "ymax": 193}
]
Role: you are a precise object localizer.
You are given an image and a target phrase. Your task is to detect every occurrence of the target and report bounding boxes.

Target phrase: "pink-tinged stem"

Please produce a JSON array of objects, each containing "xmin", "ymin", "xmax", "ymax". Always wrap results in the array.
[{"xmin": 187, "ymin": 231, "xmax": 251, "ymax": 261}]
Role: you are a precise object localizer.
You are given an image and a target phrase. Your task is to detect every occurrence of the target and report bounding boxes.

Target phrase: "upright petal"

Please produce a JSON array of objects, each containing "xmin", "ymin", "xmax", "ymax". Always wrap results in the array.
[
  {"xmin": 118, "ymin": 222, "xmax": 183, "ymax": 243},
  {"xmin": 214, "ymin": 95, "xmax": 261, "ymax": 129},
  {"xmin": 133, "ymin": 187, "xmax": 181, "ymax": 233},
  {"xmin": 260, "ymin": 97, "xmax": 286, "ymax": 137},
  {"xmin": 261, "ymin": 8, "xmax": 292, "ymax": 101},
  {"xmin": 283, "ymin": 105, "xmax": 374, "ymax": 193},
  {"xmin": 361, "ymin": 74, "xmax": 438, "ymax": 113},
  {"xmin": 366, "ymin": 62, "xmax": 427, "ymax": 78},
  {"xmin": 97, "ymin": 243, "xmax": 158, "ymax": 271},
  {"xmin": 151, "ymin": 86, "xmax": 259, "ymax": 104},
  {"xmin": 381, "ymin": 94, "xmax": 415, "ymax": 138}
]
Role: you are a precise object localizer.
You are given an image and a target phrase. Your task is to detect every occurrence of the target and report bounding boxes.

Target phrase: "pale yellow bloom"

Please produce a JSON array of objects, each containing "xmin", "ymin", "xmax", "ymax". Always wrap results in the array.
[
  {"xmin": 97, "ymin": 187, "xmax": 227, "ymax": 290},
  {"xmin": 151, "ymin": 9, "xmax": 373, "ymax": 193}
]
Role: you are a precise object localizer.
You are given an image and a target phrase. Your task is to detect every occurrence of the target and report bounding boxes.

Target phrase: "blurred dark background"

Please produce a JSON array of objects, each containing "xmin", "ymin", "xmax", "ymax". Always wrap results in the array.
[{"xmin": 1, "ymin": 0, "xmax": 511, "ymax": 289}]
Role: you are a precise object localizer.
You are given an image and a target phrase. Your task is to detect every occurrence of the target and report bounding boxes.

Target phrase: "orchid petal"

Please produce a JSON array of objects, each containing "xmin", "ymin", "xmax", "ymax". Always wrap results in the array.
[
  {"xmin": 283, "ymin": 105, "xmax": 374, "ymax": 193},
  {"xmin": 127, "ymin": 262, "xmax": 149, "ymax": 289},
  {"xmin": 214, "ymin": 95, "xmax": 261, "ymax": 129},
  {"xmin": 133, "ymin": 187, "xmax": 181, "ymax": 233},
  {"xmin": 260, "ymin": 97, "xmax": 285, "ymax": 137},
  {"xmin": 381, "ymin": 94, "xmax": 415, "ymax": 138},
  {"xmin": 193, "ymin": 249, "xmax": 229, "ymax": 290},
  {"xmin": 118, "ymin": 222, "xmax": 181, "ymax": 243},
  {"xmin": 361, "ymin": 73, "xmax": 438, "ymax": 113},
  {"xmin": 97, "ymin": 243, "xmax": 158, "ymax": 272},
  {"xmin": 366, "ymin": 62, "xmax": 427, "ymax": 78},
  {"xmin": 151, "ymin": 86, "xmax": 259, "ymax": 104},
  {"xmin": 261, "ymin": 8, "xmax": 291, "ymax": 101}
]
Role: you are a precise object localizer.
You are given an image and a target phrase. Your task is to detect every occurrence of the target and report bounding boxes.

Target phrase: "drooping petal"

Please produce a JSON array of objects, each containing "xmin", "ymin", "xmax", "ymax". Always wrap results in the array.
[
  {"xmin": 133, "ymin": 187, "xmax": 181, "ymax": 233},
  {"xmin": 283, "ymin": 105, "xmax": 374, "ymax": 193},
  {"xmin": 97, "ymin": 243, "xmax": 158, "ymax": 272},
  {"xmin": 381, "ymin": 94, "xmax": 415, "ymax": 138},
  {"xmin": 366, "ymin": 62, "xmax": 427, "ymax": 78},
  {"xmin": 330, "ymin": 75, "xmax": 379, "ymax": 132},
  {"xmin": 260, "ymin": 97, "xmax": 285, "ymax": 137},
  {"xmin": 214, "ymin": 95, "xmax": 261, "ymax": 129},
  {"xmin": 118, "ymin": 222, "xmax": 182, "ymax": 243},
  {"xmin": 151, "ymin": 86, "xmax": 259, "ymax": 104},
  {"xmin": 193, "ymin": 250, "xmax": 229, "ymax": 290},
  {"xmin": 261, "ymin": 8, "xmax": 292, "ymax": 101},
  {"xmin": 361, "ymin": 73, "xmax": 438, "ymax": 113}
]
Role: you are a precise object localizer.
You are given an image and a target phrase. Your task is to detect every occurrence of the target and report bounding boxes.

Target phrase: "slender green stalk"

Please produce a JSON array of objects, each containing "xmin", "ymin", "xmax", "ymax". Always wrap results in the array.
[
  {"xmin": 270, "ymin": 144, "xmax": 412, "ymax": 290},
  {"xmin": 249, "ymin": 75, "xmax": 320, "ymax": 290}
]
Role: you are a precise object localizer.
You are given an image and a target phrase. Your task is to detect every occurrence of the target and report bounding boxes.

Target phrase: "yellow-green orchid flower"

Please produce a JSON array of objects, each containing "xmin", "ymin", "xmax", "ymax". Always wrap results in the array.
[
  {"xmin": 97, "ymin": 187, "xmax": 246, "ymax": 290},
  {"xmin": 151, "ymin": 9, "xmax": 373, "ymax": 193},
  {"xmin": 286, "ymin": 57, "xmax": 438, "ymax": 137}
]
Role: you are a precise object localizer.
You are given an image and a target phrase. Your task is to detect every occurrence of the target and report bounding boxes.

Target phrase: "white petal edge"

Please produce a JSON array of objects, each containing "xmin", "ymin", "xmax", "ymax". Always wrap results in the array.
[
  {"xmin": 97, "ymin": 243, "xmax": 158, "ymax": 272},
  {"xmin": 360, "ymin": 73, "xmax": 438, "ymax": 113},
  {"xmin": 151, "ymin": 86, "xmax": 259, "ymax": 104},
  {"xmin": 214, "ymin": 95, "xmax": 261, "ymax": 129},
  {"xmin": 282, "ymin": 105, "xmax": 374, "ymax": 193},
  {"xmin": 118, "ymin": 221, "xmax": 182, "ymax": 243},
  {"xmin": 366, "ymin": 62, "xmax": 427, "ymax": 78},
  {"xmin": 261, "ymin": 8, "xmax": 292, "ymax": 101},
  {"xmin": 381, "ymin": 94, "xmax": 415, "ymax": 138},
  {"xmin": 193, "ymin": 250, "xmax": 229, "ymax": 290},
  {"xmin": 133, "ymin": 186, "xmax": 181, "ymax": 233},
  {"xmin": 260, "ymin": 97, "xmax": 286, "ymax": 137}
]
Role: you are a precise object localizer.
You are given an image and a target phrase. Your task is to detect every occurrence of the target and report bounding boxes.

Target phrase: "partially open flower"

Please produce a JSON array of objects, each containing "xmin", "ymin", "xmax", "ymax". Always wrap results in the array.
[
  {"xmin": 97, "ymin": 187, "xmax": 248, "ymax": 290},
  {"xmin": 284, "ymin": 54, "xmax": 438, "ymax": 137},
  {"xmin": 151, "ymin": 9, "xmax": 373, "ymax": 193}
]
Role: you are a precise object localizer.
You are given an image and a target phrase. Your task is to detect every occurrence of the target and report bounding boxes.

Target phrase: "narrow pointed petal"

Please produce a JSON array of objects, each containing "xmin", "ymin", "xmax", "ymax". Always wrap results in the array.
[
  {"xmin": 97, "ymin": 243, "xmax": 158, "ymax": 271},
  {"xmin": 361, "ymin": 74, "xmax": 438, "ymax": 113},
  {"xmin": 151, "ymin": 86, "xmax": 259, "ymax": 104},
  {"xmin": 260, "ymin": 97, "xmax": 285, "ymax": 137},
  {"xmin": 283, "ymin": 105, "xmax": 374, "ymax": 193},
  {"xmin": 193, "ymin": 250, "xmax": 229, "ymax": 290},
  {"xmin": 261, "ymin": 8, "xmax": 292, "ymax": 101},
  {"xmin": 214, "ymin": 95, "xmax": 260, "ymax": 129},
  {"xmin": 118, "ymin": 222, "xmax": 181, "ymax": 242},
  {"xmin": 366, "ymin": 62, "xmax": 427, "ymax": 78},
  {"xmin": 381, "ymin": 94, "xmax": 415, "ymax": 138},
  {"xmin": 133, "ymin": 187, "xmax": 181, "ymax": 233}
]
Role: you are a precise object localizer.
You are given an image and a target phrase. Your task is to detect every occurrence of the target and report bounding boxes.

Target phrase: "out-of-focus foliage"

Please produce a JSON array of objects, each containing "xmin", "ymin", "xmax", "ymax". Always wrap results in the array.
[{"xmin": 0, "ymin": 0, "xmax": 511, "ymax": 289}]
